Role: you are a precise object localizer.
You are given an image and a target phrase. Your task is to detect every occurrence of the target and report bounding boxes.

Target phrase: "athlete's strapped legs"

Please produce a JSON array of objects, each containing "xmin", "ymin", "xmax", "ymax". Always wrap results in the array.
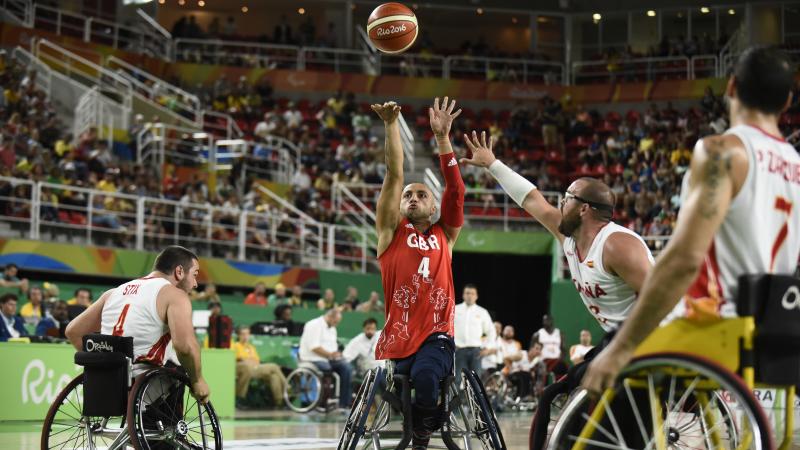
[
  {"xmin": 393, "ymin": 333, "xmax": 455, "ymax": 450},
  {"xmin": 313, "ymin": 359, "xmax": 353, "ymax": 407}
]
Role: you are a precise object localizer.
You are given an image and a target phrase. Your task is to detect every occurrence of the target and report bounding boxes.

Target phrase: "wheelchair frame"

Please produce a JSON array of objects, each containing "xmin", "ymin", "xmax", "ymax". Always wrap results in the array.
[
  {"xmin": 546, "ymin": 317, "xmax": 796, "ymax": 450},
  {"xmin": 338, "ymin": 366, "xmax": 506, "ymax": 450},
  {"xmin": 284, "ymin": 361, "xmax": 342, "ymax": 413}
]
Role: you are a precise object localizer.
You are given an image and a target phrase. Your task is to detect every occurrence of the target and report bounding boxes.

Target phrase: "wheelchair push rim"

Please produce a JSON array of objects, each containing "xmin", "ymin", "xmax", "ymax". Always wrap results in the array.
[
  {"xmin": 546, "ymin": 353, "xmax": 773, "ymax": 450},
  {"xmin": 127, "ymin": 367, "xmax": 222, "ymax": 450},
  {"xmin": 284, "ymin": 367, "xmax": 324, "ymax": 413},
  {"xmin": 337, "ymin": 367, "xmax": 381, "ymax": 450},
  {"xmin": 41, "ymin": 373, "xmax": 128, "ymax": 450},
  {"xmin": 463, "ymin": 369, "xmax": 507, "ymax": 450}
]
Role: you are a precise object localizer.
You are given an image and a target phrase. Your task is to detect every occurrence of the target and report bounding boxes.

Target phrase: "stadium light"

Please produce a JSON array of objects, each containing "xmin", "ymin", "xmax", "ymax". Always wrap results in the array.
[
  {"xmin": 700, "ymin": 7, "xmax": 710, "ymax": 14},
  {"xmin": 647, "ymin": 10, "xmax": 656, "ymax": 17},
  {"xmin": 476, "ymin": 8, "xmax": 483, "ymax": 15},
  {"xmin": 198, "ymin": 0, "xmax": 204, "ymax": 6},
  {"xmin": 511, "ymin": 17, "xmax": 518, "ymax": 24},
  {"xmin": 178, "ymin": 0, "xmax": 185, "ymax": 5},
  {"xmin": 241, "ymin": 5, "xmax": 248, "ymax": 12},
  {"xmin": 298, "ymin": 7, "xmax": 305, "ymax": 14},
  {"xmin": 592, "ymin": 13, "xmax": 601, "ymax": 22},
  {"xmin": 728, "ymin": 9, "xmax": 736, "ymax": 15}
]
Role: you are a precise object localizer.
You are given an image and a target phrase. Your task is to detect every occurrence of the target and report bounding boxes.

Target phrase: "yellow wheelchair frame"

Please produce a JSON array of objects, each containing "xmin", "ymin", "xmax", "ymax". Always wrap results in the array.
[{"xmin": 570, "ymin": 317, "xmax": 794, "ymax": 450}]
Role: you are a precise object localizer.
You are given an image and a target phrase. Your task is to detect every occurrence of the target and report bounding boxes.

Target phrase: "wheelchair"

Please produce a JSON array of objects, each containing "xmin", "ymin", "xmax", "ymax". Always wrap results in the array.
[
  {"xmin": 337, "ymin": 364, "xmax": 506, "ymax": 450},
  {"xmin": 483, "ymin": 365, "xmax": 553, "ymax": 412},
  {"xmin": 41, "ymin": 334, "xmax": 222, "ymax": 450},
  {"xmin": 283, "ymin": 345, "xmax": 342, "ymax": 413},
  {"xmin": 544, "ymin": 274, "xmax": 800, "ymax": 450}
]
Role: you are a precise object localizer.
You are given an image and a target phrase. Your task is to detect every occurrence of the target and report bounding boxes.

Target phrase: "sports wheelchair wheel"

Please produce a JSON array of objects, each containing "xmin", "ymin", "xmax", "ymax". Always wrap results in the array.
[
  {"xmin": 338, "ymin": 367, "xmax": 381, "ymax": 450},
  {"xmin": 41, "ymin": 373, "xmax": 128, "ymax": 450},
  {"xmin": 463, "ymin": 369, "xmax": 507, "ymax": 450},
  {"xmin": 546, "ymin": 353, "xmax": 772, "ymax": 450},
  {"xmin": 284, "ymin": 367, "xmax": 323, "ymax": 413},
  {"xmin": 127, "ymin": 367, "xmax": 222, "ymax": 450}
]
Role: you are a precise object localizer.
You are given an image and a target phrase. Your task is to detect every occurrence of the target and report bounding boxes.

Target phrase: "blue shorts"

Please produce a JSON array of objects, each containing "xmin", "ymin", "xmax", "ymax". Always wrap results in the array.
[{"xmin": 393, "ymin": 333, "xmax": 455, "ymax": 408}]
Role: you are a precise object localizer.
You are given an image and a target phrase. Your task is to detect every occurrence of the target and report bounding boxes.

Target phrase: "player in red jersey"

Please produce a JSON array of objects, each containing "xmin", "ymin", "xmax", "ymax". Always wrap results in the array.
[{"xmin": 371, "ymin": 97, "xmax": 465, "ymax": 450}]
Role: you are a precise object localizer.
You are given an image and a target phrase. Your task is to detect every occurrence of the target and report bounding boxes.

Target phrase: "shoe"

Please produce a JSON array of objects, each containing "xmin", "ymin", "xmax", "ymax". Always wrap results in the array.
[{"xmin": 411, "ymin": 428, "xmax": 431, "ymax": 450}]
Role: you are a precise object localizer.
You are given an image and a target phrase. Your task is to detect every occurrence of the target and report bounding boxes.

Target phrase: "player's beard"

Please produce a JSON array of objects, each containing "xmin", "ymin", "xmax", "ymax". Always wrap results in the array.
[
  {"xmin": 176, "ymin": 276, "xmax": 193, "ymax": 294},
  {"xmin": 557, "ymin": 215, "xmax": 581, "ymax": 237}
]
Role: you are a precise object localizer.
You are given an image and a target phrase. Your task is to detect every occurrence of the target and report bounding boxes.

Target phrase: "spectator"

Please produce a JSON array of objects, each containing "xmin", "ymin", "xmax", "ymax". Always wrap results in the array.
[
  {"xmin": 481, "ymin": 321, "xmax": 503, "ymax": 373},
  {"xmin": 233, "ymin": 325, "xmax": 287, "ymax": 407},
  {"xmin": 527, "ymin": 341, "xmax": 548, "ymax": 400},
  {"xmin": 343, "ymin": 318, "xmax": 381, "ymax": 377},
  {"xmin": 283, "ymin": 101, "xmax": 303, "ymax": 130},
  {"xmin": 254, "ymin": 112, "xmax": 278, "ymax": 140},
  {"xmin": 36, "ymin": 300, "xmax": 69, "ymax": 338},
  {"xmin": 288, "ymin": 285, "xmax": 304, "ymax": 306},
  {"xmin": 244, "ymin": 282, "xmax": 268, "ymax": 306},
  {"xmin": 356, "ymin": 291, "xmax": 383, "ymax": 312},
  {"xmin": 298, "ymin": 308, "xmax": 352, "ymax": 408},
  {"xmin": 569, "ymin": 329, "xmax": 594, "ymax": 364},
  {"xmin": 0, "ymin": 293, "xmax": 27, "ymax": 341},
  {"xmin": 19, "ymin": 285, "xmax": 44, "ymax": 324},
  {"xmin": 274, "ymin": 304, "xmax": 302, "ymax": 336},
  {"xmin": 454, "ymin": 284, "xmax": 496, "ymax": 381},
  {"xmin": 207, "ymin": 301, "xmax": 233, "ymax": 348},
  {"xmin": 42, "ymin": 282, "xmax": 60, "ymax": 303},
  {"xmin": 499, "ymin": 325, "xmax": 533, "ymax": 399},
  {"xmin": 531, "ymin": 314, "xmax": 567, "ymax": 378},
  {"xmin": 341, "ymin": 286, "xmax": 359, "ymax": 311},
  {"xmin": 191, "ymin": 283, "xmax": 221, "ymax": 303},
  {"xmin": 291, "ymin": 165, "xmax": 312, "ymax": 191},
  {"xmin": 0, "ymin": 263, "xmax": 28, "ymax": 292},
  {"xmin": 316, "ymin": 288, "xmax": 336, "ymax": 310},
  {"xmin": 67, "ymin": 287, "xmax": 92, "ymax": 320},
  {"xmin": 267, "ymin": 283, "xmax": 289, "ymax": 305}
]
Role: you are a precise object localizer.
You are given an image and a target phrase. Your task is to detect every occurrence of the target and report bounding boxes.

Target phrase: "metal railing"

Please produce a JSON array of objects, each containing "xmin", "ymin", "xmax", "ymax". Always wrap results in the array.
[
  {"xmin": 571, "ymin": 55, "xmax": 699, "ymax": 84},
  {"xmin": 331, "ymin": 182, "xmax": 379, "ymax": 249},
  {"xmin": 0, "ymin": 175, "xmax": 375, "ymax": 272},
  {"xmin": 445, "ymin": 56, "xmax": 566, "ymax": 85},
  {"xmin": 74, "ymin": 86, "xmax": 116, "ymax": 150},
  {"xmin": 464, "ymin": 187, "xmax": 562, "ymax": 232},
  {"xmin": 106, "ymin": 55, "xmax": 201, "ymax": 125},
  {"xmin": 28, "ymin": 4, "xmax": 168, "ymax": 60},
  {"xmin": 399, "ymin": 113, "xmax": 415, "ymax": 171},
  {"xmin": 201, "ymin": 110, "xmax": 243, "ymax": 139},
  {"xmin": 173, "ymin": 38, "xmax": 302, "ymax": 70},
  {"xmin": 34, "ymin": 39, "xmax": 132, "ymax": 131},
  {"xmin": 0, "ymin": 0, "xmax": 30, "ymax": 27}
]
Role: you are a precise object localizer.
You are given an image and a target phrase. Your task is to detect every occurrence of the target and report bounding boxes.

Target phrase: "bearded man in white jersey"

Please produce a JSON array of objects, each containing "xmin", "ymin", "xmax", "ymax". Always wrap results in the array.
[
  {"xmin": 460, "ymin": 132, "xmax": 654, "ymax": 449},
  {"xmin": 66, "ymin": 246, "xmax": 210, "ymax": 403},
  {"xmin": 583, "ymin": 47, "xmax": 800, "ymax": 396}
]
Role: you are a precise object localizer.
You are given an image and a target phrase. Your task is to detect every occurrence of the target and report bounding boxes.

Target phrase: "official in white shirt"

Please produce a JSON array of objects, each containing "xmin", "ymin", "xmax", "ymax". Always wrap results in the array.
[
  {"xmin": 343, "ymin": 317, "xmax": 382, "ymax": 376},
  {"xmin": 453, "ymin": 284, "xmax": 496, "ymax": 381},
  {"xmin": 298, "ymin": 308, "xmax": 352, "ymax": 408}
]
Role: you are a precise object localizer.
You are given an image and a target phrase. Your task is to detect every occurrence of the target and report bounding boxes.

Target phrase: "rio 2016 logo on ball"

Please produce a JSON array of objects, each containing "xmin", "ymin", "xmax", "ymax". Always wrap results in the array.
[{"xmin": 366, "ymin": 2, "xmax": 418, "ymax": 54}]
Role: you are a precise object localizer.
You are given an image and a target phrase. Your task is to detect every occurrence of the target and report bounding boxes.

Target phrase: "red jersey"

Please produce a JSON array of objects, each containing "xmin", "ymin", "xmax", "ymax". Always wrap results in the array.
[{"xmin": 375, "ymin": 217, "xmax": 455, "ymax": 360}]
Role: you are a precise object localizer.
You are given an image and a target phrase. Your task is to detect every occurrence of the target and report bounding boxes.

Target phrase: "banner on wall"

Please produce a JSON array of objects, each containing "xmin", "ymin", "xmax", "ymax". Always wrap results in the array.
[
  {"xmin": 0, "ymin": 343, "xmax": 235, "ymax": 420},
  {"xmin": 0, "ymin": 238, "xmax": 321, "ymax": 289}
]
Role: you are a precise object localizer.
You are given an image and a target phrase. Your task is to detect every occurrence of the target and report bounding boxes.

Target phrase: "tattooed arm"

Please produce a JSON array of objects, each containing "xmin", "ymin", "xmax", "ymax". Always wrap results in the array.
[{"xmin": 581, "ymin": 134, "xmax": 749, "ymax": 394}]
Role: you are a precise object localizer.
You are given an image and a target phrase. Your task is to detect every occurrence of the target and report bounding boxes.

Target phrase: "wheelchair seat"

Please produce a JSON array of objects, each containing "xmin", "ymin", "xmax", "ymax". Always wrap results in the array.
[
  {"xmin": 736, "ymin": 273, "xmax": 800, "ymax": 385},
  {"xmin": 74, "ymin": 333, "xmax": 133, "ymax": 417}
]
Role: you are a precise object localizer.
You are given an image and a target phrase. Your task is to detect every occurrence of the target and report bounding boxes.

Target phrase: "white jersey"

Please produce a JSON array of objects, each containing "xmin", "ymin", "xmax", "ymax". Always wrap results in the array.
[
  {"xmin": 536, "ymin": 327, "xmax": 561, "ymax": 359},
  {"xmin": 564, "ymin": 222, "xmax": 654, "ymax": 331},
  {"xmin": 101, "ymin": 276, "xmax": 178, "ymax": 371},
  {"xmin": 674, "ymin": 124, "xmax": 800, "ymax": 319}
]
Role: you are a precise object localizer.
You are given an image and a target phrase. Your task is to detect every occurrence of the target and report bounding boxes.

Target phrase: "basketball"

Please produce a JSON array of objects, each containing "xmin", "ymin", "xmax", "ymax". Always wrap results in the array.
[{"xmin": 366, "ymin": 2, "xmax": 418, "ymax": 54}]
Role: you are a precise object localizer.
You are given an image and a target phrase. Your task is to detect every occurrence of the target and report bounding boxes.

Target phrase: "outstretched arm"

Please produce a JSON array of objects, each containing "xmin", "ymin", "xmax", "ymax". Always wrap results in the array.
[
  {"xmin": 581, "ymin": 134, "xmax": 748, "ymax": 395},
  {"xmin": 461, "ymin": 131, "xmax": 565, "ymax": 243},
  {"xmin": 429, "ymin": 97, "xmax": 465, "ymax": 246},
  {"xmin": 372, "ymin": 102, "xmax": 404, "ymax": 257}
]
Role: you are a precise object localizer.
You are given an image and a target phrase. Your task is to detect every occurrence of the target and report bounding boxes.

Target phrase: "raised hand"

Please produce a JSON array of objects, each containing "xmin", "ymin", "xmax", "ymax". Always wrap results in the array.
[
  {"xmin": 371, "ymin": 101, "xmax": 401, "ymax": 124},
  {"xmin": 459, "ymin": 130, "xmax": 497, "ymax": 168},
  {"xmin": 429, "ymin": 96, "xmax": 462, "ymax": 139}
]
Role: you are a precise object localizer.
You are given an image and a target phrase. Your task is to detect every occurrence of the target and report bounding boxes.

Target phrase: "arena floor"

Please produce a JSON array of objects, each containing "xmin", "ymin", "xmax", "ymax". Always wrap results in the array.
[{"xmin": 3, "ymin": 410, "xmax": 535, "ymax": 450}]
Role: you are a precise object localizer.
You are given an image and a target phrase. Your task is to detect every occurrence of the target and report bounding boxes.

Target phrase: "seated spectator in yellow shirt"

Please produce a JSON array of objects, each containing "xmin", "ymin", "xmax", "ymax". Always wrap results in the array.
[
  {"xmin": 19, "ymin": 286, "xmax": 44, "ymax": 324},
  {"xmin": 232, "ymin": 325, "xmax": 287, "ymax": 407}
]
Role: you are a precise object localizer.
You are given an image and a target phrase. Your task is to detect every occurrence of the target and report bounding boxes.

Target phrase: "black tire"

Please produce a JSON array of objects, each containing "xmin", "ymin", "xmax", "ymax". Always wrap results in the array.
[
  {"xmin": 463, "ymin": 369, "xmax": 507, "ymax": 450},
  {"xmin": 41, "ymin": 373, "xmax": 127, "ymax": 450},
  {"xmin": 546, "ymin": 353, "xmax": 773, "ymax": 450},
  {"xmin": 127, "ymin": 367, "xmax": 222, "ymax": 450},
  {"xmin": 338, "ymin": 367, "xmax": 381, "ymax": 450}
]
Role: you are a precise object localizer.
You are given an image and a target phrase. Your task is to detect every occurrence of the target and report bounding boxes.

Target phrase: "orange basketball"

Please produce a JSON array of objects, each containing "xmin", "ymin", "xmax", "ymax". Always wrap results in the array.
[{"xmin": 366, "ymin": 3, "xmax": 418, "ymax": 54}]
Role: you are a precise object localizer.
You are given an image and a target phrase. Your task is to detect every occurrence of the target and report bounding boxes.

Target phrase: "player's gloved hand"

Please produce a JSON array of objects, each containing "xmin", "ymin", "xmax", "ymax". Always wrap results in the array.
[
  {"xmin": 429, "ymin": 96, "xmax": 462, "ymax": 139},
  {"xmin": 371, "ymin": 101, "xmax": 401, "ymax": 124},
  {"xmin": 192, "ymin": 377, "xmax": 211, "ymax": 404},
  {"xmin": 460, "ymin": 130, "xmax": 497, "ymax": 168}
]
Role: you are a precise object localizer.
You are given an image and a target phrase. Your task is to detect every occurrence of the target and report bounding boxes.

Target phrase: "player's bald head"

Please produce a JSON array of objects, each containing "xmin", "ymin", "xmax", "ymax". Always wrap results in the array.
[
  {"xmin": 571, "ymin": 177, "xmax": 616, "ymax": 220},
  {"xmin": 400, "ymin": 183, "xmax": 437, "ymax": 221}
]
